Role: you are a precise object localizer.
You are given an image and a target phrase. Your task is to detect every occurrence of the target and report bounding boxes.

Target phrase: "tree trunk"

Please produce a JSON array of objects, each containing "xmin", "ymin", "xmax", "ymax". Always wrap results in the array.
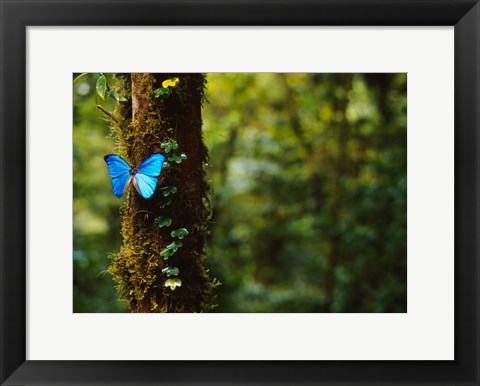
[{"xmin": 108, "ymin": 73, "xmax": 215, "ymax": 312}]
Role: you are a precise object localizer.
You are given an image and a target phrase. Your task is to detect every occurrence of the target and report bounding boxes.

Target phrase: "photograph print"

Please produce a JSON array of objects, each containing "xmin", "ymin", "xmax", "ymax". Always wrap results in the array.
[{"xmin": 73, "ymin": 73, "xmax": 407, "ymax": 313}]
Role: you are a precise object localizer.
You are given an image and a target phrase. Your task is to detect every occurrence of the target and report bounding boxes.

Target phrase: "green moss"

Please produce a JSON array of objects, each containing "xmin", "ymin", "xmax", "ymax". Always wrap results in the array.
[{"xmin": 107, "ymin": 73, "xmax": 217, "ymax": 312}]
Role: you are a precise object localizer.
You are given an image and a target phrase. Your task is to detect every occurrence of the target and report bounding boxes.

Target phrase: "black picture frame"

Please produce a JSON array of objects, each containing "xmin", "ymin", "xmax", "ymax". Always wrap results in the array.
[{"xmin": 1, "ymin": 1, "xmax": 479, "ymax": 385}]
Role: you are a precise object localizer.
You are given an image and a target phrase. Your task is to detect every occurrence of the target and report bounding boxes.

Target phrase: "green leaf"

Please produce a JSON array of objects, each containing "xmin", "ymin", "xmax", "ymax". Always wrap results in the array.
[
  {"xmin": 160, "ymin": 141, "xmax": 179, "ymax": 154},
  {"xmin": 159, "ymin": 249, "xmax": 173, "ymax": 259},
  {"xmin": 164, "ymin": 278, "xmax": 182, "ymax": 291},
  {"xmin": 153, "ymin": 87, "xmax": 172, "ymax": 99},
  {"xmin": 171, "ymin": 228, "xmax": 189, "ymax": 239},
  {"xmin": 162, "ymin": 162, "xmax": 171, "ymax": 173},
  {"xmin": 96, "ymin": 74, "xmax": 107, "ymax": 100},
  {"xmin": 158, "ymin": 198, "xmax": 171, "ymax": 208},
  {"xmin": 109, "ymin": 89, "xmax": 127, "ymax": 102},
  {"xmin": 162, "ymin": 266, "xmax": 179, "ymax": 277},
  {"xmin": 160, "ymin": 241, "xmax": 183, "ymax": 259},
  {"xmin": 160, "ymin": 186, "xmax": 177, "ymax": 197},
  {"xmin": 171, "ymin": 240, "xmax": 183, "ymax": 249},
  {"xmin": 109, "ymin": 89, "xmax": 119, "ymax": 101},
  {"xmin": 154, "ymin": 216, "xmax": 172, "ymax": 228},
  {"xmin": 168, "ymin": 153, "xmax": 187, "ymax": 164}
]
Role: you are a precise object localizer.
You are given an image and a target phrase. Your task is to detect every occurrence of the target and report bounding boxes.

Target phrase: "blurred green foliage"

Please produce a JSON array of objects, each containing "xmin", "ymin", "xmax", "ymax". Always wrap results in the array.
[
  {"xmin": 73, "ymin": 73, "xmax": 126, "ymax": 312},
  {"xmin": 73, "ymin": 73, "xmax": 407, "ymax": 313}
]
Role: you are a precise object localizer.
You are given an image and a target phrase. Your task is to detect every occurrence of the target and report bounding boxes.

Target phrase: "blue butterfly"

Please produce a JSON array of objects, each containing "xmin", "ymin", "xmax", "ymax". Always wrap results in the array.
[{"xmin": 104, "ymin": 153, "xmax": 166, "ymax": 199}]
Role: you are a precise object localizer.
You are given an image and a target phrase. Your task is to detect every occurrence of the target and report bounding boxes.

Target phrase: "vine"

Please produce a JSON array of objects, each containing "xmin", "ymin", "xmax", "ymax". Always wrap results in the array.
[{"xmin": 154, "ymin": 137, "xmax": 189, "ymax": 292}]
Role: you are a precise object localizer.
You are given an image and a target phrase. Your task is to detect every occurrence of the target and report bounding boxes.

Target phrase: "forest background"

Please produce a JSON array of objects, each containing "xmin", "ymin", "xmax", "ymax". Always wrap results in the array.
[{"xmin": 73, "ymin": 73, "xmax": 407, "ymax": 313}]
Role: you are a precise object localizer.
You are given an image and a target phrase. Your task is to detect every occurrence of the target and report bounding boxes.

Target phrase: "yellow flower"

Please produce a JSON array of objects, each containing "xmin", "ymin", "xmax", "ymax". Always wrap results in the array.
[
  {"xmin": 162, "ymin": 77, "xmax": 180, "ymax": 88},
  {"xmin": 165, "ymin": 278, "xmax": 182, "ymax": 291}
]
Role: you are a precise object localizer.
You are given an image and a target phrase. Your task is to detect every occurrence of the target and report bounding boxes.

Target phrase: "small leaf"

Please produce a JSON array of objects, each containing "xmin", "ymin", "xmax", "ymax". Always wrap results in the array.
[
  {"xmin": 154, "ymin": 216, "xmax": 172, "ymax": 228},
  {"xmin": 171, "ymin": 240, "xmax": 183, "ymax": 250},
  {"xmin": 160, "ymin": 142, "xmax": 170, "ymax": 152},
  {"xmin": 162, "ymin": 266, "xmax": 179, "ymax": 277},
  {"xmin": 109, "ymin": 89, "xmax": 120, "ymax": 101},
  {"xmin": 160, "ymin": 141, "xmax": 179, "ymax": 153},
  {"xmin": 96, "ymin": 74, "xmax": 107, "ymax": 100},
  {"xmin": 160, "ymin": 241, "xmax": 183, "ymax": 259},
  {"xmin": 168, "ymin": 153, "xmax": 187, "ymax": 164},
  {"xmin": 162, "ymin": 162, "xmax": 171, "ymax": 173},
  {"xmin": 158, "ymin": 198, "xmax": 171, "ymax": 208},
  {"xmin": 164, "ymin": 278, "xmax": 182, "ymax": 291},
  {"xmin": 153, "ymin": 87, "xmax": 172, "ymax": 99},
  {"xmin": 160, "ymin": 186, "xmax": 177, "ymax": 197},
  {"xmin": 171, "ymin": 228, "xmax": 189, "ymax": 239},
  {"xmin": 160, "ymin": 249, "xmax": 173, "ymax": 259},
  {"xmin": 162, "ymin": 77, "xmax": 180, "ymax": 88},
  {"xmin": 109, "ymin": 89, "xmax": 127, "ymax": 102}
]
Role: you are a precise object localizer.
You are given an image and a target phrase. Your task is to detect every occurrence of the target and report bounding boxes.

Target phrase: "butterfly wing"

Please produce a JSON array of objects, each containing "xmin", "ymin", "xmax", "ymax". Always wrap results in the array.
[
  {"xmin": 134, "ymin": 153, "xmax": 166, "ymax": 199},
  {"xmin": 104, "ymin": 154, "xmax": 132, "ymax": 198},
  {"xmin": 134, "ymin": 173, "xmax": 158, "ymax": 199},
  {"xmin": 137, "ymin": 153, "xmax": 166, "ymax": 177}
]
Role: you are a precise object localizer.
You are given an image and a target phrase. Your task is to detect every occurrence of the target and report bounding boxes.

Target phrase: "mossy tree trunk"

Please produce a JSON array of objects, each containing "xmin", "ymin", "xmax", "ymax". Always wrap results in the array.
[{"xmin": 108, "ymin": 73, "xmax": 214, "ymax": 312}]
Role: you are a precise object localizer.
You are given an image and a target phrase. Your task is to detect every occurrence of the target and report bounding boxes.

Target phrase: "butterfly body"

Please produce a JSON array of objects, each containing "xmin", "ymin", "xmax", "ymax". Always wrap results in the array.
[{"xmin": 104, "ymin": 153, "xmax": 166, "ymax": 199}]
